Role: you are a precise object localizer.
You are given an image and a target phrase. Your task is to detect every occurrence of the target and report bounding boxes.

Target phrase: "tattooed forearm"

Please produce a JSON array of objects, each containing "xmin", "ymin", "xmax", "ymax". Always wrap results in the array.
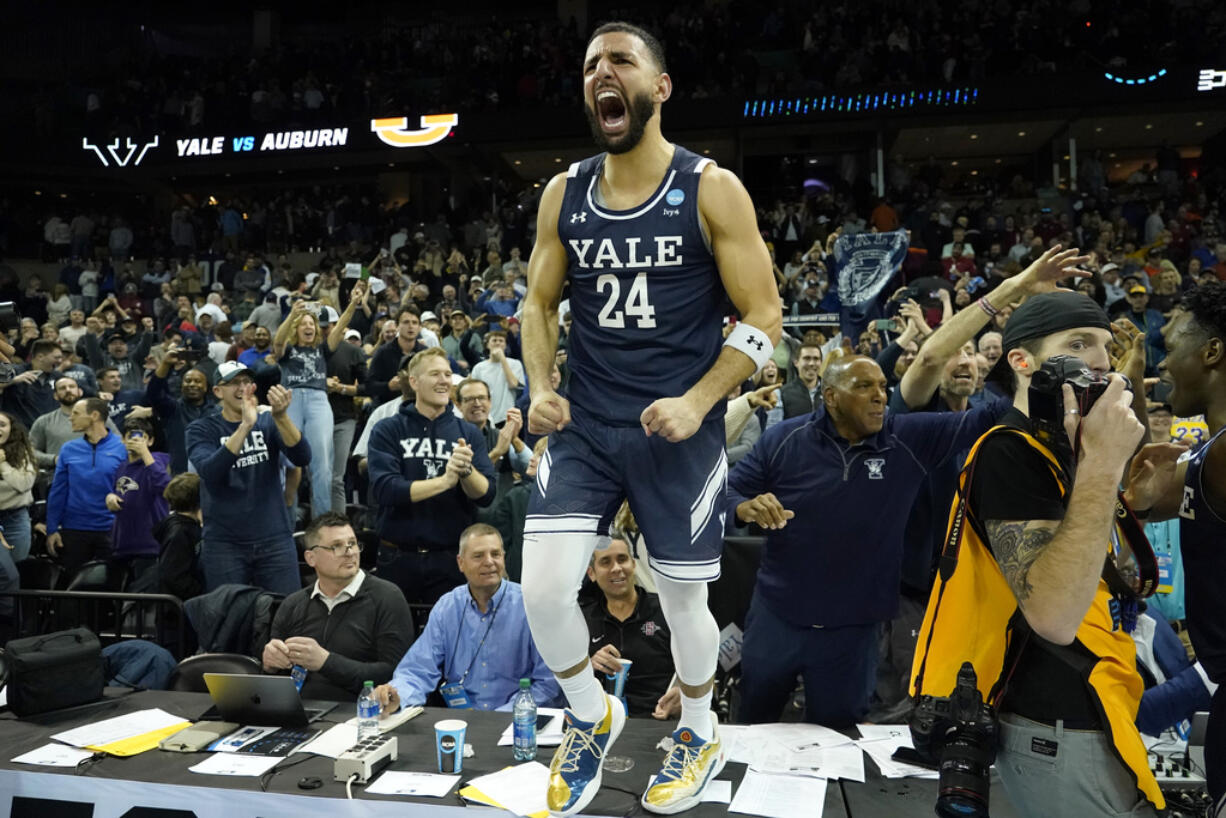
[{"xmin": 984, "ymin": 519, "xmax": 1056, "ymax": 603}]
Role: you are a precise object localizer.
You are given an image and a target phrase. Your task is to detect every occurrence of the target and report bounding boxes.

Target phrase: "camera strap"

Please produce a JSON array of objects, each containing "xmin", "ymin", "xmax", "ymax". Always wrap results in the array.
[{"xmin": 1099, "ymin": 493, "xmax": 1158, "ymax": 634}]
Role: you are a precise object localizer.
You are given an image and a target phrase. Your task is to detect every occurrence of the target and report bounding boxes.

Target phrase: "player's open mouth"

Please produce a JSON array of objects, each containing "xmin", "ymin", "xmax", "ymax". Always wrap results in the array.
[{"xmin": 596, "ymin": 89, "xmax": 627, "ymax": 134}]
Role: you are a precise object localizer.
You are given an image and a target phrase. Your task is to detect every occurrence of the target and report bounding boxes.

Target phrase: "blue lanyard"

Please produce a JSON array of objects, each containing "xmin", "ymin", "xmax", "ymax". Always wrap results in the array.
[{"xmin": 446, "ymin": 589, "xmax": 503, "ymax": 686}]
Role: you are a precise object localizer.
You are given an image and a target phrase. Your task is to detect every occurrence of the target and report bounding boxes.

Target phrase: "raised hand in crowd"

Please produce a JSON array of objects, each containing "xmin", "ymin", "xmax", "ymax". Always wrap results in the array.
[{"xmin": 267, "ymin": 384, "xmax": 292, "ymax": 416}]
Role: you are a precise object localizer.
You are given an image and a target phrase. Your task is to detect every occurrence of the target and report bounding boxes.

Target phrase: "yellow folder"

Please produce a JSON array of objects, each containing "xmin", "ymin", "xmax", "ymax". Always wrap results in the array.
[{"xmin": 86, "ymin": 721, "xmax": 193, "ymax": 756}]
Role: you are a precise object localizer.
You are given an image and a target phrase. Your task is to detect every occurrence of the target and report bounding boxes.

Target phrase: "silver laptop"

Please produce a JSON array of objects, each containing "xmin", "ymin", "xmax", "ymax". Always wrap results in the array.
[{"xmin": 202, "ymin": 673, "xmax": 336, "ymax": 727}]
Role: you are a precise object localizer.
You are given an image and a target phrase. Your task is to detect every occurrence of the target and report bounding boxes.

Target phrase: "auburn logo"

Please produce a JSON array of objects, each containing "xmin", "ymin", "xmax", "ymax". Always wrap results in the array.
[{"xmin": 371, "ymin": 114, "xmax": 459, "ymax": 147}]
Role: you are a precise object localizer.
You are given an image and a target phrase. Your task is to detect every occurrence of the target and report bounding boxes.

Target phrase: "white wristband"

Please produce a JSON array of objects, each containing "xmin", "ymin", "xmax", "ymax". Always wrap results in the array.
[{"xmin": 724, "ymin": 322, "xmax": 773, "ymax": 373}]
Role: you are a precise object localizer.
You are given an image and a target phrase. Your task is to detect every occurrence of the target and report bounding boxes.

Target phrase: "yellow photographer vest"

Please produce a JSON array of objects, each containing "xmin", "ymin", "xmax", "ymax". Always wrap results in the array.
[{"xmin": 910, "ymin": 426, "xmax": 1163, "ymax": 811}]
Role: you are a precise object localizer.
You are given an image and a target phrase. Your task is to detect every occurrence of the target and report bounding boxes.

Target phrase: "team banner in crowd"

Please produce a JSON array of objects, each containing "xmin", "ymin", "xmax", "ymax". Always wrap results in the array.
[{"xmin": 831, "ymin": 229, "xmax": 910, "ymax": 309}]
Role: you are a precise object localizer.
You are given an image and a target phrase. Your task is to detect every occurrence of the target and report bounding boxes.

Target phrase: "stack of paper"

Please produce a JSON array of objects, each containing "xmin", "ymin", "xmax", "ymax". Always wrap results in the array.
[
  {"xmin": 461, "ymin": 762, "xmax": 551, "ymax": 817},
  {"xmin": 189, "ymin": 753, "xmax": 283, "ymax": 776},
  {"xmin": 854, "ymin": 724, "xmax": 938, "ymax": 779},
  {"xmin": 51, "ymin": 708, "xmax": 192, "ymax": 757},
  {"xmin": 367, "ymin": 771, "xmax": 461, "ymax": 797},
  {"xmin": 11, "ymin": 744, "xmax": 96, "ymax": 767},
  {"xmin": 729, "ymin": 768, "xmax": 828, "ymax": 818},
  {"xmin": 496, "ymin": 708, "xmax": 566, "ymax": 747}
]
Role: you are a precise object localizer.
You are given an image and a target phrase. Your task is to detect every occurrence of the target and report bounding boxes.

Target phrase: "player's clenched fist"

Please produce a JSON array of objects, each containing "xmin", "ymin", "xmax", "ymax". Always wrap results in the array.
[
  {"xmin": 640, "ymin": 395, "xmax": 703, "ymax": 442},
  {"xmin": 528, "ymin": 391, "xmax": 571, "ymax": 435}
]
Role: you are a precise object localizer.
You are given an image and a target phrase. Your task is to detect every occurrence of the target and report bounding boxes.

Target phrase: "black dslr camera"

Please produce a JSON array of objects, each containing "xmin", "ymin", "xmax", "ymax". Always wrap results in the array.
[
  {"xmin": 910, "ymin": 662, "xmax": 998, "ymax": 818},
  {"xmin": 1028, "ymin": 354, "xmax": 1123, "ymax": 448}
]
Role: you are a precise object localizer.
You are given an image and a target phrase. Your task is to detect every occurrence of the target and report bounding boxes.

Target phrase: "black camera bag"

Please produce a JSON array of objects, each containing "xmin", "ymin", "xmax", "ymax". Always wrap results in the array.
[{"xmin": 4, "ymin": 628, "xmax": 104, "ymax": 716}]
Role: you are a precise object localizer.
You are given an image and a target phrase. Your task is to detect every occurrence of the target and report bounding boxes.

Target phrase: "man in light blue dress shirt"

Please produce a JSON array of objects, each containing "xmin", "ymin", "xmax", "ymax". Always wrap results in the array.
[{"xmin": 374, "ymin": 523, "xmax": 560, "ymax": 712}]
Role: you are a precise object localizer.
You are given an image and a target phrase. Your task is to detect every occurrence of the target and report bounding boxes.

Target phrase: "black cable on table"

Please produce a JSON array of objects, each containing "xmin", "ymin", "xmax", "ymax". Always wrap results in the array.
[{"xmin": 259, "ymin": 753, "xmax": 315, "ymax": 792}]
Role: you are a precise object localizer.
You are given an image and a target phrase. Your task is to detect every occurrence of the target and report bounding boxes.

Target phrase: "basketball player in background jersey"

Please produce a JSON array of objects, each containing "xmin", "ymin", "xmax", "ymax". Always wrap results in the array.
[
  {"xmin": 518, "ymin": 21, "xmax": 782, "ymax": 817},
  {"xmin": 1128, "ymin": 281, "xmax": 1226, "ymax": 814}
]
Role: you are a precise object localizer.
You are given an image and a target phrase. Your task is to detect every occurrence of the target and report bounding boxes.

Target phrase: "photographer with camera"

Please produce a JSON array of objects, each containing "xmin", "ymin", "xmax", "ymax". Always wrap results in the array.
[
  {"xmin": 146, "ymin": 343, "xmax": 215, "ymax": 475},
  {"xmin": 910, "ymin": 290, "xmax": 1166, "ymax": 817}
]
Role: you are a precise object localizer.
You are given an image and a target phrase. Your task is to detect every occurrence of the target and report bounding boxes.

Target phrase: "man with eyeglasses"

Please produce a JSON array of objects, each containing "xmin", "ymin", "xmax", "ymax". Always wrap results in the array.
[
  {"xmin": 457, "ymin": 378, "xmax": 530, "ymax": 501},
  {"xmin": 262, "ymin": 511, "xmax": 413, "ymax": 701}
]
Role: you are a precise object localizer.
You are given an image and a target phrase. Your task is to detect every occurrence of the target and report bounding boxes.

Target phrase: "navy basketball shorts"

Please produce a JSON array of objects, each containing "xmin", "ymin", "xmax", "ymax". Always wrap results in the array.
[{"xmin": 525, "ymin": 408, "xmax": 727, "ymax": 582}]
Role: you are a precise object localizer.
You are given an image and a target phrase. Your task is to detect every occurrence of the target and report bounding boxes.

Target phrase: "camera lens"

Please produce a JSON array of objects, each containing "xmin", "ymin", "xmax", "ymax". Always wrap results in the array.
[{"xmin": 935, "ymin": 735, "xmax": 993, "ymax": 818}]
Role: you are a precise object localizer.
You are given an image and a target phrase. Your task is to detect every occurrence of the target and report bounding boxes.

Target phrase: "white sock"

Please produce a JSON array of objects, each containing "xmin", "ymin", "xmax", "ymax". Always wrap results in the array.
[
  {"xmin": 679, "ymin": 689, "xmax": 714, "ymax": 741},
  {"xmin": 557, "ymin": 666, "xmax": 607, "ymax": 724}
]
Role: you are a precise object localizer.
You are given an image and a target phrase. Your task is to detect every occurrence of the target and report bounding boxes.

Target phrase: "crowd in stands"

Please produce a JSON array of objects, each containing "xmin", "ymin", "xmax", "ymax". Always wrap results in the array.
[
  {"xmin": 20, "ymin": 0, "xmax": 1226, "ymax": 146},
  {"xmin": 0, "ymin": 145, "xmax": 1219, "ymax": 755}
]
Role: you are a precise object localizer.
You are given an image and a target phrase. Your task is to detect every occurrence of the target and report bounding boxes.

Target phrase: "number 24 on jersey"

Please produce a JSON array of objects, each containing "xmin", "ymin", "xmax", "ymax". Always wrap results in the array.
[{"xmin": 596, "ymin": 272, "xmax": 656, "ymax": 329}]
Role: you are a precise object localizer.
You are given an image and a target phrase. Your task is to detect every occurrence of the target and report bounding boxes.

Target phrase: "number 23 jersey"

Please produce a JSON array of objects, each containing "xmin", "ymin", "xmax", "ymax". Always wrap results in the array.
[{"xmin": 558, "ymin": 145, "xmax": 727, "ymax": 426}]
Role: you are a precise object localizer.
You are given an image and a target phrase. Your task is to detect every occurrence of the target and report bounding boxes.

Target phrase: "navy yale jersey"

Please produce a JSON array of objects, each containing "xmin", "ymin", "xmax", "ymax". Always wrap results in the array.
[
  {"xmin": 1178, "ymin": 427, "xmax": 1226, "ymax": 682},
  {"xmin": 557, "ymin": 146, "xmax": 726, "ymax": 426}
]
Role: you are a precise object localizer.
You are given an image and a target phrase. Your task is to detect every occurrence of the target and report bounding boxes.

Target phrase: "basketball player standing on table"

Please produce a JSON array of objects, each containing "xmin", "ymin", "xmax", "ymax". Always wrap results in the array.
[{"xmin": 519, "ymin": 22, "xmax": 782, "ymax": 817}]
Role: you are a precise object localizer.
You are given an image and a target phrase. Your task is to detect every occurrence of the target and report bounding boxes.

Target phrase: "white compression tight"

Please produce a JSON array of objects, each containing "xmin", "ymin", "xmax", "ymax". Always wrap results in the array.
[
  {"xmin": 653, "ymin": 573, "xmax": 719, "ymax": 689},
  {"xmin": 520, "ymin": 532, "xmax": 602, "ymax": 674},
  {"xmin": 521, "ymin": 532, "xmax": 721, "ymax": 722}
]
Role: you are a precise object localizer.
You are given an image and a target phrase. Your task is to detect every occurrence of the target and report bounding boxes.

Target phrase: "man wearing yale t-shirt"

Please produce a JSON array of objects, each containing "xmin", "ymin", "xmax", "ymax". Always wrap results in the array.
[{"xmin": 186, "ymin": 361, "xmax": 310, "ymax": 594}]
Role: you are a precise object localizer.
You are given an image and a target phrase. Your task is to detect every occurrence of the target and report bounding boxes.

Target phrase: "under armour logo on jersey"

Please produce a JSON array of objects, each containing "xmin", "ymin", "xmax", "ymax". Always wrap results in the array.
[
  {"xmin": 570, "ymin": 211, "xmax": 587, "ymax": 224},
  {"xmin": 746, "ymin": 335, "xmax": 764, "ymax": 351},
  {"xmin": 865, "ymin": 458, "xmax": 885, "ymax": 479}
]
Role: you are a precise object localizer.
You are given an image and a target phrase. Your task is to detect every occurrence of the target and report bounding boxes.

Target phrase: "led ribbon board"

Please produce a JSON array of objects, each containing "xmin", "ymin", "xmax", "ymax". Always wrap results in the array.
[
  {"xmin": 1198, "ymin": 69, "xmax": 1226, "ymax": 91},
  {"xmin": 743, "ymin": 87, "xmax": 979, "ymax": 119},
  {"xmin": 80, "ymin": 113, "xmax": 460, "ymax": 167},
  {"xmin": 370, "ymin": 114, "xmax": 459, "ymax": 147}
]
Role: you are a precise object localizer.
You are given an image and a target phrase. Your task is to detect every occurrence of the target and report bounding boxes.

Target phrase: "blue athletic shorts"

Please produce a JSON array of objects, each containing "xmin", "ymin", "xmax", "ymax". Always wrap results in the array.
[{"xmin": 524, "ymin": 408, "xmax": 727, "ymax": 581}]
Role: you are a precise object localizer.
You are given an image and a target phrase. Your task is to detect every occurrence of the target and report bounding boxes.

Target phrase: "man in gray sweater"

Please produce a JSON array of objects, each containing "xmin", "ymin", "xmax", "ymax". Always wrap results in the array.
[{"xmin": 30, "ymin": 377, "xmax": 119, "ymax": 472}]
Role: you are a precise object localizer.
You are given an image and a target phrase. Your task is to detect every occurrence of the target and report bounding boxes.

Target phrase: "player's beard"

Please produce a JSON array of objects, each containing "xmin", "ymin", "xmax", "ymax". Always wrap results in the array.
[{"xmin": 585, "ymin": 90, "xmax": 656, "ymax": 155}]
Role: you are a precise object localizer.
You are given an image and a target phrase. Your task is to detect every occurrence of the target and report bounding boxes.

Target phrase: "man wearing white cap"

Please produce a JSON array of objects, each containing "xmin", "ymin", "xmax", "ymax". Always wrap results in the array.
[{"xmin": 186, "ymin": 362, "xmax": 310, "ymax": 593}]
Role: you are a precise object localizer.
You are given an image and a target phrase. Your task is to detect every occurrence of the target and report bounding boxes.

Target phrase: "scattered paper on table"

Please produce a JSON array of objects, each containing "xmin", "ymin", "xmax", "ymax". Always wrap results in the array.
[
  {"xmin": 497, "ymin": 707, "xmax": 566, "ymax": 747},
  {"xmin": 52, "ymin": 708, "xmax": 191, "ymax": 749},
  {"xmin": 855, "ymin": 724, "xmax": 938, "ymax": 780},
  {"xmin": 729, "ymin": 722, "xmax": 863, "ymax": 781},
  {"xmin": 729, "ymin": 769, "xmax": 827, "ymax": 818},
  {"xmin": 466, "ymin": 761, "xmax": 551, "ymax": 817},
  {"xmin": 721, "ymin": 724, "xmax": 754, "ymax": 764},
  {"xmin": 189, "ymin": 752, "xmax": 283, "ymax": 776},
  {"xmin": 12, "ymin": 743, "xmax": 96, "ymax": 767},
  {"xmin": 367, "ymin": 770, "xmax": 461, "ymax": 797},
  {"xmin": 297, "ymin": 723, "xmax": 358, "ymax": 758}
]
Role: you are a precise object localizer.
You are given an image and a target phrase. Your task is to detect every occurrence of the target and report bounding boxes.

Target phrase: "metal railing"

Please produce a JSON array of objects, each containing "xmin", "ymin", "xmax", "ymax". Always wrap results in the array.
[{"xmin": 0, "ymin": 589, "xmax": 189, "ymax": 660}]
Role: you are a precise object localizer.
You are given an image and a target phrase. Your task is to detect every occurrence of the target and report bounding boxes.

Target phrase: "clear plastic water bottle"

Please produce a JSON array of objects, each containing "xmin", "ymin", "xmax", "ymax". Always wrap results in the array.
[
  {"xmin": 357, "ymin": 680, "xmax": 380, "ymax": 741},
  {"xmin": 512, "ymin": 678, "xmax": 537, "ymax": 761}
]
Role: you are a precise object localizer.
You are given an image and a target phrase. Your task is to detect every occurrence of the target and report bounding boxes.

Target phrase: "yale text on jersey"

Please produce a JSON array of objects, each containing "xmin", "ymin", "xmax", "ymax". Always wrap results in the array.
[{"xmin": 568, "ymin": 236, "xmax": 684, "ymax": 269}]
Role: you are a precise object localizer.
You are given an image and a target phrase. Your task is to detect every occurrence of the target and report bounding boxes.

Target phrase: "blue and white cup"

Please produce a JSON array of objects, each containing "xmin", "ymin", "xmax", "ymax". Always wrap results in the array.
[
  {"xmin": 606, "ymin": 658, "xmax": 632, "ymax": 705},
  {"xmin": 434, "ymin": 718, "xmax": 467, "ymax": 774}
]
